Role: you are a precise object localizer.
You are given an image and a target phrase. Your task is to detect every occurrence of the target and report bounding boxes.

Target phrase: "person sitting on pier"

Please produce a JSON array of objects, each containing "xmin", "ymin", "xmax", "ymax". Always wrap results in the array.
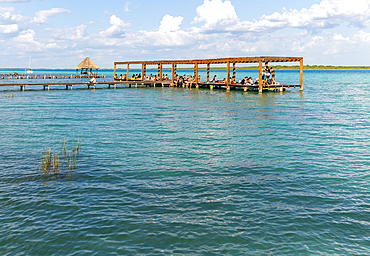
[
  {"xmin": 211, "ymin": 75, "xmax": 217, "ymax": 82},
  {"xmin": 231, "ymin": 77, "xmax": 237, "ymax": 85},
  {"xmin": 89, "ymin": 77, "xmax": 96, "ymax": 84},
  {"xmin": 241, "ymin": 76, "xmax": 248, "ymax": 85},
  {"xmin": 270, "ymin": 77, "xmax": 279, "ymax": 85}
]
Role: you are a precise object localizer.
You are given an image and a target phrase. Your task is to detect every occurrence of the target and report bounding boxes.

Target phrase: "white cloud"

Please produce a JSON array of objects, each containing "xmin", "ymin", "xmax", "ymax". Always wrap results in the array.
[
  {"xmin": 0, "ymin": 24, "xmax": 18, "ymax": 33},
  {"xmin": 46, "ymin": 25, "xmax": 87, "ymax": 40},
  {"xmin": 241, "ymin": 0, "xmax": 370, "ymax": 33},
  {"xmin": 159, "ymin": 14, "xmax": 183, "ymax": 32},
  {"xmin": 31, "ymin": 8, "xmax": 70, "ymax": 24},
  {"xmin": 353, "ymin": 30, "xmax": 370, "ymax": 42},
  {"xmin": 124, "ymin": 1, "xmax": 131, "ymax": 13},
  {"xmin": 100, "ymin": 15, "xmax": 130, "ymax": 38},
  {"xmin": 14, "ymin": 29, "xmax": 36, "ymax": 43},
  {"xmin": 192, "ymin": 0, "xmax": 370, "ymax": 34},
  {"xmin": 0, "ymin": 7, "xmax": 24, "ymax": 24},
  {"xmin": 193, "ymin": 0, "xmax": 238, "ymax": 30}
]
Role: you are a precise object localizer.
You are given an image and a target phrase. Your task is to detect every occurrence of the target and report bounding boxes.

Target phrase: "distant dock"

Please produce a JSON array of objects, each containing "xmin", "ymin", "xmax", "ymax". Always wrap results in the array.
[{"xmin": 1, "ymin": 73, "xmax": 106, "ymax": 80}]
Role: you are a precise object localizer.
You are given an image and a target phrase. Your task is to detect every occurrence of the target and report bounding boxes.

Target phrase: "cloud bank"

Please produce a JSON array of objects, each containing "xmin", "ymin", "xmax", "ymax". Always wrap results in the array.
[{"xmin": 1, "ymin": 0, "xmax": 370, "ymax": 67}]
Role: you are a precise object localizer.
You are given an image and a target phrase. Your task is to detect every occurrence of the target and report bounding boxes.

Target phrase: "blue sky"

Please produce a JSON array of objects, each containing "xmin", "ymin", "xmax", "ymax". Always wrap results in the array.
[{"xmin": 1, "ymin": 0, "xmax": 370, "ymax": 68}]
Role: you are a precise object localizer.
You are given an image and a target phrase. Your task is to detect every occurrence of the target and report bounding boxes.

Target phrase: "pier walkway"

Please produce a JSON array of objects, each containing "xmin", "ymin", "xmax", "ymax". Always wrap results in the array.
[{"xmin": 0, "ymin": 79, "xmax": 300, "ymax": 92}]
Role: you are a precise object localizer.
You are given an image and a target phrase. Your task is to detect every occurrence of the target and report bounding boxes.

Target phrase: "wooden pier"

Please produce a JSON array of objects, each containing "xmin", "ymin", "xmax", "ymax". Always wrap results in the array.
[
  {"xmin": 0, "ymin": 81, "xmax": 175, "ymax": 91},
  {"xmin": 114, "ymin": 56, "xmax": 303, "ymax": 93},
  {"xmin": 0, "ymin": 79, "xmax": 300, "ymax": 92},
  {"xmin": 0, "ymin": 56, "xmax": 303, "ymax": 93}
]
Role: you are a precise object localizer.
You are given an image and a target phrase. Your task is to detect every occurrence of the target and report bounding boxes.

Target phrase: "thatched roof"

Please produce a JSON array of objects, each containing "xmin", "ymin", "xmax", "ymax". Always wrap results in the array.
[{"xmin": 75, "ymin": 57, "xmax": 99, "ymax": 70}]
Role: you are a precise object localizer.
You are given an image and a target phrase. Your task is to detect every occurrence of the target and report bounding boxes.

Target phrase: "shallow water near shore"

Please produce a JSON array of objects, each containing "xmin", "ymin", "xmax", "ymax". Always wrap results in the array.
[{"xmin": 0, "ymin": 70, "xmax": 370, "ymax": 255}]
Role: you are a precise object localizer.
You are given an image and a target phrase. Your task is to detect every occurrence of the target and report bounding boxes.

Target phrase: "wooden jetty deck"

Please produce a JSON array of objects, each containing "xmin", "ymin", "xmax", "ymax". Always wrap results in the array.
[
  {"xmin": 0, "ymin": 79, "xmax": 300, "ymax": 92},
  {"xmin": 114, "ymin": 56, "xmax": 303, "ymax": 93},
  {"xmin": 0, "ymin": 56, "xmax": 303, "ymax": 93},
  {"xmin": 0, "ymin": 81, "xmax": 175, "ymax": 91}
]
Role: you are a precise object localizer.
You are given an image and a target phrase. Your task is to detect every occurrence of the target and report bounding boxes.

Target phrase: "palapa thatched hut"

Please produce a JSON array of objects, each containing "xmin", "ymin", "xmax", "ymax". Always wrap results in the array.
[{"xmin": 75, "ymin": 57, "xmax": 99, "ymax": 77}]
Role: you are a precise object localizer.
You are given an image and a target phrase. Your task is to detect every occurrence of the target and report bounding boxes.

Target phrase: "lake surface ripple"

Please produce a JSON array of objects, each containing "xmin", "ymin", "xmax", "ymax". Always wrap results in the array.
[{"xmin": 0, "ymin": 70, "xmax": 369, "ymax": 255}]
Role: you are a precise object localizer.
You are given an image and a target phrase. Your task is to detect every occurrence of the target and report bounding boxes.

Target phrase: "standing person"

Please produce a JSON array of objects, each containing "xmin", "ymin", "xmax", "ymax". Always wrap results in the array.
[
  {"xmin": 262, "ymin": 68, "xmax": 266, "ymax": 81},
  {"xmin": 266, "ymin": 66, "xmax": 271, "ymax": 80}
]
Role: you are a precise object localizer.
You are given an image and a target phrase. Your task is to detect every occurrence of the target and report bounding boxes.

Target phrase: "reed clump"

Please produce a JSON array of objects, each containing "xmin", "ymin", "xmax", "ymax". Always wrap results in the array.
[{"xmin": 40, "ymin": 136, "xmax": 81, "ymax": 175}]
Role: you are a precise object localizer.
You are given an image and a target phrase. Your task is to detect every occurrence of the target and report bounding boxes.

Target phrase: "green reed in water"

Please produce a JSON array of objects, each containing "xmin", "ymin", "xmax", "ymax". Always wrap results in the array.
[{"xmin": 40, "ymin": 136, "xmax": 81, "ymax": 175}]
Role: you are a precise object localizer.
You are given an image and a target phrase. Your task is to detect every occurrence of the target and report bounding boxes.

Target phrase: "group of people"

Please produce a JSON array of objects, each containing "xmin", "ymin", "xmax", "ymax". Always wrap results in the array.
[
  {"xmin": 240, "ymin": 76, "xmax": 254, "ymax": 85},
  {"xmin": 112, "ymin": 67, "xmax": 278, "ymax": 87},
  {"xmin": 262, "ymin": 66, "xmax": 277, "ymax": 85},
  {"xmin": 115, "ymin": 73, "xmax": 173, "ymax": 81}
]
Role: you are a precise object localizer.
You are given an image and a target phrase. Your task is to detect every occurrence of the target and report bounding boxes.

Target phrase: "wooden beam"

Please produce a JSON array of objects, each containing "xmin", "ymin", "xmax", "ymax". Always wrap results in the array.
[
  {"xmin": 171, "ymin": 63, "xmax": 175, "ymax": 84},
  {"xmin": 232, "ymin": 63, "xmax": 236, "ymax": 80},
  {"xmin": 300, "ymin": 59, "xmax": 303, "ymax": 91},
  {"xmin": 207, "ymin": 63, "xmax": 210, "ymax": 82},
  {"xmin": 113, "ymin": 56, "xmax": 303, "ymax": 66},
  {"xmin": 113, "ymin": 63, "xmax": 117, "ymax": 79},
  {"xmin": 141, "ymin": 64, "xmax": 145, "ymax": 81},
  {"xmin": 194, "ymin": 63, "xmax": 198, "ymax": 84},
  {"xmin": 227, "ymin": 62, "xmax": 230, "ymax": 89},
  {"xmin": 158, "ymin": 64, "xmax": 162, "ymax": 81}
]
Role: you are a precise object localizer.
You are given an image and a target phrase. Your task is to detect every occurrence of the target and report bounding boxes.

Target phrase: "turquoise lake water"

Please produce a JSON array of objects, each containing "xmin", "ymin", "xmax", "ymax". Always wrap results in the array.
[{"xmin": 1, "ymin": 70, "xmax": 370, "ymax": 255}]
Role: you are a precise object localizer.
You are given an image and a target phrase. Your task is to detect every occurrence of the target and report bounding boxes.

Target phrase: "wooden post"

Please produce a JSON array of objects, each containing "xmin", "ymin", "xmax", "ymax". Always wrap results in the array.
[
  {"xmin": 141, "ymin": 64, "xmax": 145, "ymax": 81},
  {"xmin": 232, "ymin": 63, "xmax": 236, "ymax": 80},
  {"xmin": 127, "ymin": 64, "xmax": 129, "ymax": 80},
  {"xmin": 114, "ymin": 63, "xmax": 117, "ymax": 79},
  {"xmin": 207, "ymin": 63, "xmax": 210, "ymax": 82},
  {"xmin": 158, "ymin": 64, "xmax": 162, "ymax": 81},
  {"xmin": 259, "ymin": 60, "xmax": 263, "ymax": 93},
  {"xmin": 194, "ymin": 63, "xmax": 198, "ymax": 88},
  {"xmin": 227, "ymin": 62, "xmax": 230, "ymax": 91},
  {"xmin": 171, "ymin": 63, "xmax": 175, "ymax": 84},
  {"xmin": 300, "ymin": 59, "xmax": 303, "ymax": 91}
]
